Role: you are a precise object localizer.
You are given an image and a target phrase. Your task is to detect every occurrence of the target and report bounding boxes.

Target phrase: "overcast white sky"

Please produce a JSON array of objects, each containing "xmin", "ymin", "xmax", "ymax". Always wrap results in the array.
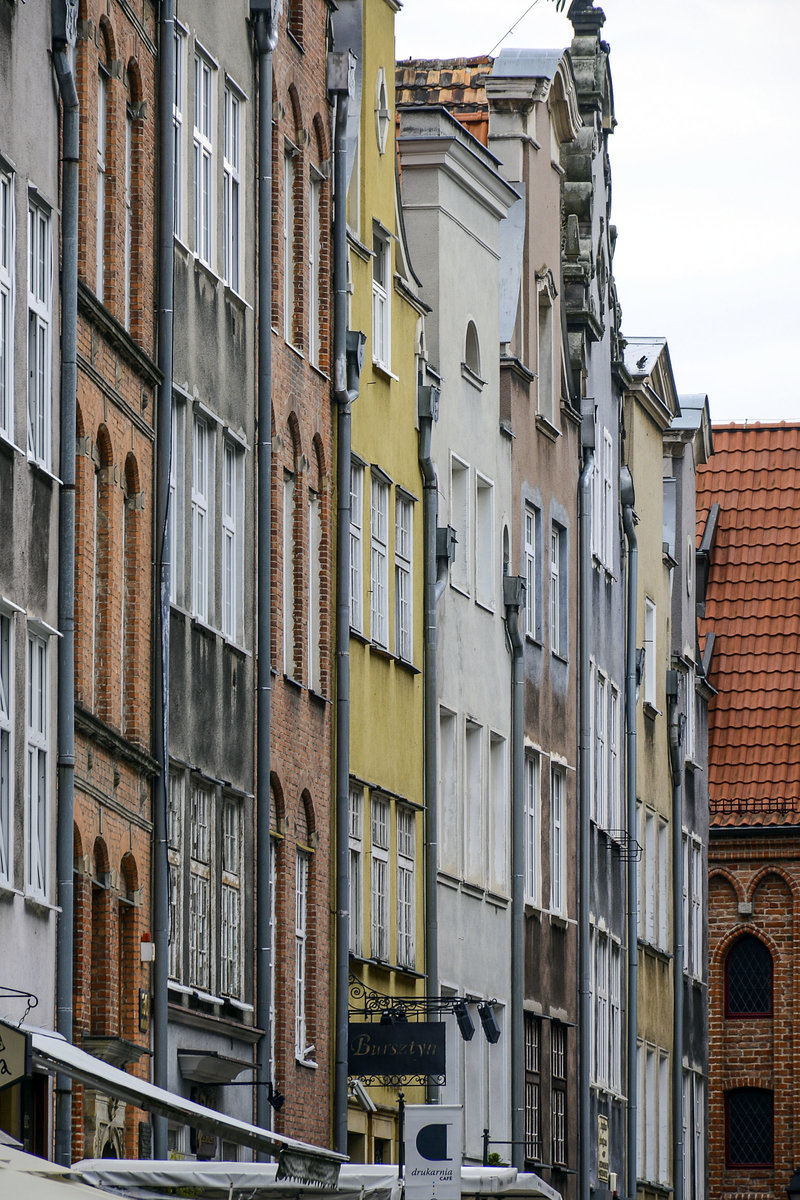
[{"xmin": 396, "ymin": 0, "xmax": 800, "ymax": 424}]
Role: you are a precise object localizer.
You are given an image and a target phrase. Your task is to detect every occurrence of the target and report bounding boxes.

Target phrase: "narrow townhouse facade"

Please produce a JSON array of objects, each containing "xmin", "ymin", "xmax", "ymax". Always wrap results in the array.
[
  {"xmin": 0, "ymin": 0, "xmax": 62, "ymax": 1153},
  {"xmin": 69, "ymin": 0, "xmax": 159, "ymax": 1162},
  {"xmin": 397, "ymin": 101, "xmax": 519, "ymax": 1166}
]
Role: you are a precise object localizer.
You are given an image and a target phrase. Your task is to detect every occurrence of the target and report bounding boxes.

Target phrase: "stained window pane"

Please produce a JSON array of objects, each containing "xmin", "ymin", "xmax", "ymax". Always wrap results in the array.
[{"xmin": 726, "ymin": 935, "xmax": 772, "ymax": 1016}]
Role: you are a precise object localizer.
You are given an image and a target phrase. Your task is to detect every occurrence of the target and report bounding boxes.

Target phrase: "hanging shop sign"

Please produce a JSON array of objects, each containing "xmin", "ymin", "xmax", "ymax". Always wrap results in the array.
[
  {"xmin": 404, "ymin": 1104, "xmax": 462, "ymax": 1200},
  {"xmin": 0, "ymin": 1020, "xmax": 31, "ymax": 1093},
  {"xmin": 347, "ymin": 1021, "xmax": 446, "ymax": 1078}
]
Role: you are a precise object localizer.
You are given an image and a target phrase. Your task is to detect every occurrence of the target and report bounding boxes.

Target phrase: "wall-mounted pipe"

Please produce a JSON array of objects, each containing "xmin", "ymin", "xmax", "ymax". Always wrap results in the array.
[
  {"xmin": 53, "ymin": 17, "xmax": 79, "ymax": 1168},
  {"xmin": 252, "ymin": 2, "xmax": 280, "ymax": 1140},
  {"xmin": 578, "ymin": 410, "xmax": 595, "ymax": 1200},
  {"xmin": 667, "ymin": 670, "xmax": 684, "ymax": 1200},
  {"xmin": 503, "ymin": 574, "xmax": 525, "ymax": 1171},
  {"xmin": 621, "ymin": 466, "xmax": 638, "ymax": 1200},
  {"xmin": 151, "ymin": 0, "xmax": 175, "ymax": 1160}
]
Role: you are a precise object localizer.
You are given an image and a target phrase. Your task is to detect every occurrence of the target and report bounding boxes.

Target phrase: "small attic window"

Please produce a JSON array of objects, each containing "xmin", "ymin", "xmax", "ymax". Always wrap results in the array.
[
  {"xmin": 375, "ymin": 69, "xmax": 390, "ymax": 155},
  {"xmin": 464, "ymin": 321, "xmax": 481, "ymax": 378}
]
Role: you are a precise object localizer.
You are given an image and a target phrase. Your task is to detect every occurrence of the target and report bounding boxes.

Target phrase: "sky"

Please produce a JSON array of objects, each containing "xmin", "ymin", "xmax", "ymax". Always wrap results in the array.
[{"xmin": 395, "ymin": 0, "xmax": 800, "ymax": 425}]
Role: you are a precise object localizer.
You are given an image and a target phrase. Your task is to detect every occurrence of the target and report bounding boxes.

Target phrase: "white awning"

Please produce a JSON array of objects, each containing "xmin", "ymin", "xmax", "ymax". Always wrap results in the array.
[
  {"xmin": 28, "ymin": 1027, "xmax": 344, "ymax": 1183},
  {"xmin": 0, "ymin": 1145, "xmax": 126, "ymax": 1199}
]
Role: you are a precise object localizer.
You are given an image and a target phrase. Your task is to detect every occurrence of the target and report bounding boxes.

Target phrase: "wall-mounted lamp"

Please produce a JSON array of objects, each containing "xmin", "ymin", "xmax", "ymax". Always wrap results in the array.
[
  {"xmin": 453, "ymin": 1000, "xmax": 475, "ymax": 1042},
  {"xmin": 267, "ymin": 1082, "xmax": 285, "ymax": 1112},
  {"xmin": 478, "ymin": 1003, "xmax": 501, "ymax": 1044}
]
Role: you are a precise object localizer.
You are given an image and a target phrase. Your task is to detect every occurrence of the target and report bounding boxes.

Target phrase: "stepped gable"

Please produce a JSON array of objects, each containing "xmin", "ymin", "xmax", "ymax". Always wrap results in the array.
[{"xmin": 697, "ymin": 422, "xmax": 800, "ymax": 825}]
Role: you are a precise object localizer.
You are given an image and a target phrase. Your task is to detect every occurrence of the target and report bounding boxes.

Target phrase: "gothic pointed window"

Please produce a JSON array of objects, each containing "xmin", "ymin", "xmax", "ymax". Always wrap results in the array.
[{"xmin": 725, "ymin": 934, "xmax": 772, "ymax": 1017}]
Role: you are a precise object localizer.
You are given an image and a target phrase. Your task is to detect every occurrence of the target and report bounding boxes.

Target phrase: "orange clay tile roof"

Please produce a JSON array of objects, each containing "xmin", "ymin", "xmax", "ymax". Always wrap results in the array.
[
  {"xmin": 696, "ymin": 422, "xmax": 800, "ymax": 826},
  {"xmin": 396, "ymin": 58, "xmax": 493, "ymax": 146}
]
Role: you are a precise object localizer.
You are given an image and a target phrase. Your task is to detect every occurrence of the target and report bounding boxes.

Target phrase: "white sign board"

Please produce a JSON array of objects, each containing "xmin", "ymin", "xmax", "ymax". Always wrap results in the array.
[{"xmin": 404, "ymin": 1104, "xmax": 462, "ymax": 1200}]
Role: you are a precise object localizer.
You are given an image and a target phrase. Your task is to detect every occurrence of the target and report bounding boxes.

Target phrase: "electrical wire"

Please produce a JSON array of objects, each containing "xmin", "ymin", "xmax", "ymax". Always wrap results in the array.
[{"xmin": 488, "ymin": 0, "xmax": 542, "ymax": 56}]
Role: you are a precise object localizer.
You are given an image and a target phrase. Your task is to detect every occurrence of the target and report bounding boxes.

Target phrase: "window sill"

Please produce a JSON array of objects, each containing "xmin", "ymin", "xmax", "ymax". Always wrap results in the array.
[
  {"xmin": 549, "ymin": 911, "xmax": 569, "ymax": 929},
  {"xmin": 551, "ymin": 649, "xmax": 569, "ymax": 666},
  {"xmin": 0, "ymin": 881, "xmax": 21, "ymax": 902},
  {"xmin": 308, "ymin": 687, "xmax": 330, "ymax": 707},
  {"xmin": 369, "ymin": 643, "xmax": 420, "ymax": 674},
  {"xmin": 535, "ymin": 413, "xmax": 561, "ymax": 442},
  {"xmin": 24, "ymin": 893, "xmax": 60, "ymax": 917},
  {"xmin": 639, "ymin": 939, "xmax": 672, "ymax": 965},
  {"xmin": 449, "ymin": 581, "xmax": 470, "ymax": 600},
  {"xmin": 224, "ymin": 283, "xmax": 251, "ymax": 312},
  {"xmin": 350, "ymin": 626, "xmax": 370, "ymax": 645},
  {"xmin": 296, "ymin": 1056, "xmax": 318, "ymax": 1071},
  {"xmin": 643, "ymin": 701, "xmax": 661, "ymax": 720},
  {"xmin": 526, "ymin": 633, "xmax": 543, "ymax": 648},
  {"xmin": 350, "ymin": 956, "xmax": 425, "ymax": 981},
  {"xmin": 222, "ymin": 635, "xmax": 250, "ymax": 659},
  {"xmin": 194, "ymin": 255, "xmax": 221, "ymax": 287},
  {"xmin": 475, "ymin": 597, "xmax": 496, "ymax": 616},
  {"xmin": 285, "ymin": 340, "xmax": 305, "ymax": 362},
  {"xmin": 29, "ymin": 458, "xmax": 61, "ymax": 486},
  {"xmin": 0, "ymin": 432, "xmax": 22, "ymax": 460},
  {"xmin": 309, "ymin": 362, "xmax": 330, "ymax": 384},
  {"xmin": 369, "ymin": 641, "xmax": 392, "ymax": 660},
  {"xmin": 190, "ymin": 614, "xmax": 219, "ymax": 640},
  {"xmin": 372, "ymin": 361, "xmax": 398, "ymax": 383},
  {"xmin": 461, "ymin": 363, "xmax": 486, "ymax": 391}
]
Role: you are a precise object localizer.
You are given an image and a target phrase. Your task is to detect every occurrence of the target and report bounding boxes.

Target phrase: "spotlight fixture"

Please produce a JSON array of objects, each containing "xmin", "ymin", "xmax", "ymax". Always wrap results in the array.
[
  {"xmin": 380, "ymin": 1009, "xmax": 394, "ymax": 1026},
  {"xmin": 478, "ymin": 1002, "xmax": 501, "ymax": 1044},
  {"xmin": 453, "ymin": 1000, "xmax": 475, "ymax": 1042},
  {"xmin": 267, "ymin": 1082, "xmax": 285, "ymax": 1112}
]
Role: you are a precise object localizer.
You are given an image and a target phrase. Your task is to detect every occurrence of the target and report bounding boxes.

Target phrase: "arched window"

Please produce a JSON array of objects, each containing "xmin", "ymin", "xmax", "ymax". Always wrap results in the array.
[
  {"xmin": 118, "ymin": 853, "xmax": 139, "ymax": 1038},
  {"xmin": 90, "ymin": 838, "xmax": 112, "ymax": 1035},
  {"xmin": 465, "ymin": 321, "xmax": 481, "ymax": 378},
  {"xmin": 725, "ymin": 1088, "xmax": 773, "ymax": 1167},
  {"xmin": 122, "ymin": 453, "xmax": 141, "ymax": 739},
  {"xmin": 725, "ymin": 934, "xmax": 772, "ymax": 1017},
  {"xmin": 94, "ymin": 425, "xmax": 114, "ymax": 723}
]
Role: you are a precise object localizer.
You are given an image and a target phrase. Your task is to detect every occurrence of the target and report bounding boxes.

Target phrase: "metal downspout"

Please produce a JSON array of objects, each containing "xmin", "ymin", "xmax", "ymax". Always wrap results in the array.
[
  {"xmin": 621, "ymin": 470, "xmax": 638, "ymax": 1200},
  {"xmin": 503, "ymin": 575, "xmax": 525, "ymax": 1171},
  {"xmin": 578, "ymin": 418, "xmax": 595, "ymax": 1200},
  {"xmin": 253, "ymin": 6, "xmax": 279, "ymax": 1139},
  {"xmin": 53, "ymin": 30, "xmax": 79, "ymax": 1170},
  {"xmin": 152, "ymin": 0, "xmax": 175, "ymax": 1157},
  {"xmin": 667, "ymin": 672, "xmax": 684, "ymax": 1200}
]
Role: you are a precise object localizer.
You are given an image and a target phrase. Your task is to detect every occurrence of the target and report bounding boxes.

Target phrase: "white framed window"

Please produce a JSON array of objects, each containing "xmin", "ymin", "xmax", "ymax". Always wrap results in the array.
[
  {"xmin": 475, "ymin": 475, "xmax": 494, "ymax": 609},
  {"xmin": 222, "ymin": 440, "xmax": 244, "ymax": 642},
  {"xmin": 658, "ymin": 817, "xmax": 669, "ymax": 949},
  {"xmin": 439, "ymin": 708, "xmax": 458, "ymax": 875},
  {"xmin": 370, "ymin": 795, "xmax": 389, "ymax": 960},
  {"xmin": 464, "ymin": 721, "xmax": 483, "ymax": 884},
  {"xmin": 550, "ymin": 767, "xmax": 565, "ymax": 915},
  {"xmin": 223, "ymin": 85, "xmax": 242, "ymax": 293},
  {"xmin": 220, "ymin": 797, "xmax": 241, "ymax": 997},
  {"xmin": 609, "ymin": 938, "xmax": 622, "ymax": 1092},
  {"xmin": 283, "ymin": 148, "xmax": 297, "ymax": 345},
  {"xmin": 26, "ymin": 632, "xmax": 48, "ymax": 898},
  {"xmin": 395, "ymin": 494, "xmax": 413, "ymax": 660},
  {"xmin": 370, "ymin": 475, "xmax": 389, "ymax": 648},
  {"xmin": 551, "ymin": 1024, "xmax": 567, "ymax": 1167},
  {"xmin": 168, "ymin": 860, "xmax": 181, "ymax": 980},
  {"xmin": 124, "ymin": 109, "xmax": 133, "ymax": 329},
  {"xmin": 645, "ymin": 1046, "xmax": 656, "ymax": 1180},
  {"xmin": 27, "ymin": 199, "xmax": 52, "ymax": 469},
  {"xmin": 309, "ymin": 169, "xmax": 322, "ymax": 366},
  {"xmin": 372, "ymin": 227, "xmax": 390, "ymax": 369},
  {"xmin": 658, "ymin": 1050, "xmax": 669, "ymax": 1183},
  {"xmin": 643, "ymin": 808, "xmax": 656, "ymax": 943},
  {"xmin": 396, "ymin": 806, "xmax": 415, "ymax": 968},
  {"xmin": 523, "ymin": 504, "xmax": 540, "ymax": 640},
  {"xmin": 348, "ymin": 784, "xmax": 363, "ymax": 956},
  {"xmin": 167, "ymin": 767, "xmax": 182, "ymax": 851},
  {"xmin": 349, "ymin": 461, "xmax": 364, "ymax": 632},
  {"xmin": 693, "ymin": 1072, "xmax": 705, "ymax": 1199},
  {"xmin": 608, "ymin": 682, "xmax": 619, "ymax": 829},
  {"xmin": 549, "ymin": 523, "xmax": 562, "ymax": 654},
  {"xmin": 96, "ymin": 68, "xmax": 107, "ymax": 300},
  {"xmin": 193, "ymin": 52, "xmax": 214, "ymax": 267},
  {"xmin": 593, "ymin": 668, "xmax": 607, "ymax": 826},
  {"xmin": 191, "ymin": 416, "xmax": 214, "ymax": 623},
  {"xmin": 308, "ymin": 490, "xmax": 322, "ymax": 691},
  {"xmin": 524, "ymin": 1013, "xmax": 541, "ymax": 1162},
  {"xmin": 682, "ymin": 830, "xmax": 689, "ymax": 967},
  {"xmin": 169, "ymin": 399, "xmax": 185, "ymax": 605},
  {"xmin": 283, "ymin": 473, "xmax": 296, "ymax": 676},
  {"xmin": 592, "ymin": 927, "xmax": 608, "ymax": 1086},
  {"xmin": 684, "ymin": 665, "xmax": 696, "ymax": 763},
  {"xmin": 189, "ymin": 782, "xmax": 211, "ymax": 989},
  {"xmin": 173, "ymin": 27, "xmax": 185, "ymax": 240},
  {"xmin": 644, "ymin": 597, "xmax": 656, "ymax": 708},
  {"xmin": 0, "ymin": 163, "xmax": 15, "ymax": 441},
  {"xmin": 691, "ymin": 838, "xmax": 703, "ymax": 976},
  {"xmin": 536, "ymin": 280, "xmax": 555, "ymax": 424},
  {"xmin": 0, "ymin": 611, "xmax": 13, "ymax": 883},
  {"xmin": 167, "ymin": 768, "xmax": 183, "ymax": 980},
  {"xmin": 602, "ymin": 426, "xmax": 614, "ymax": 567},
  {"xmin": 524, "ymin": 753, "xmax": 540, "ymax": 906},
  {"xmin": 450, "ymin": 456, "xmax": 470, "ymax": 594},
  {"xmin": 489, "ymin": 734, "xmax": 507, "ymax": 895},
  {"xmin": 295, "ymin": 850, "xmax": 310, "ymax": 1058},
  {"xmin": 375, "ymin": 68, "xmax": 391, "ymax": 154}
]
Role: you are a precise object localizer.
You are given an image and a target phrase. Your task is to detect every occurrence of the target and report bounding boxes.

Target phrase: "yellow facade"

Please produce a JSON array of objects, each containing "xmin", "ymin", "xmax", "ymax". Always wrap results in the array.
[{"xmin": 344, "ymin": 0, "xmax": 428, "ymax": 1162}]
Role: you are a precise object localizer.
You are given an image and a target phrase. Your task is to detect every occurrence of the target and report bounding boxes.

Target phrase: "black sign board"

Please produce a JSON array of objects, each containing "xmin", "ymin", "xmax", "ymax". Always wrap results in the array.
[{"xmin": 348, "ymin": 1021, "xmax": 446, "ymax": 1077}]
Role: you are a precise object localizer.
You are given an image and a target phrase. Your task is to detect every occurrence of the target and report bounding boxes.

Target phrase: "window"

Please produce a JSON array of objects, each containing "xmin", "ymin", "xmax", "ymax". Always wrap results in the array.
[
  {"xmin": 374, "ymin": 68, "xmax": 391, "ymax": 154},
  {"xmin": 608, "ymin": 683, "xmax": 619, "ymax": 829},
  {"xmin": 644, "ymin": 598, "xmax": 656, "ymax": 708},
  {"xmin": 489, "ymin": 734, "xmax": 507, "ymax": 894},
  {"xmin": 439, "ymin": 709, "xmax": 458, "ymax": 875},
  {"xmin": 308, "ymin": 490, "xmax": 322, "ymax": 691},
  {"xmin": 657, "ymin": 817, "xmax": 669, "ymax": 948},
  {"xmin": 27, "ymin": 199, "xmax": 52, "ymax": 469},
  {"xmin": 645, "ymin": 1047, "xmax": 656, "ymax": 1181},
  {"xmin": 167, "ymin": 769, "xmax": 183, "ymax": 980},
  {"xmin": 537, "ymin": 281, "xmax": 555, "ymax": 423},
  {"xmin": 295, "ymin": 850, "xmax": 309, "ymax": 1057},
  {"xmin": 370, "ymin": 475, "xmax": 389, "ymax": 648},
  {"xmin": 283, "ymin": 149, "xmax": 297, "ymax": 344},
  {"xmin": 370, "ymin": 796, "xmax": 389, "ymax": 960},
  {"xmin": 523, "ymin": 504, "xmax": 541, "ymax": 640},
  {"xmin": 450, "ymin": 457, "xmax": 469, "ymax": 594},
  {"xmin": 309, "ymin": 170, "xmax": 322, "ymax": 366},
  {"xmin": 349, "ymin": 461, "xmax": 364, "ymax": 631},
  {"xmin": 691, "ymin": 839, "xmax": 703, "ymax": 976},
  {"xmin": 169, "ymin": 399, "xmax": 185, "ymax": 605},
  {"xmin": 173, "ymin": 28, "xmax": 185, "ymax": 240},
  {"xmin": 642, "ymin": 808, "xmax": 655, "ymax": 944},
  {"xmin": 524, "ymin": 1013, "xmax": 541, "ymax": 1162},
  {"xmin": 658, "ymin": 1051, "xmax": 669, "ymax": 1183},
  {"xmin": 193, "ymin": 53, "xmax": 214, "ymax": 266},
  {"xmin": 592, "ymin": 666, "xmax": 620, "ymax": 831},
  {"xmin": 396, "ymin": 807, "xmax": 415, "ymax": 968},
  {"xmin": 475, "ymin": 475, "xmax": 494, "ymax": 609},
  {"xmin": 372, "ymin": 228, "xmax": 390, "ymax": 369},
  {"xmin": 464, "ymin": 321, "xmax": 481, "ymax": 377},
  {"xmin": 524, "ymin": 753, "xmax": 540, "ymax": 906},
  {"xmin": 692, "ymin": 1073, "xmax": 705, "ymax": 1198},
  {"xmin": 549, "ymin": 523, "xmax": 566, "ymax": 655},
  {"xmin": 609, "ymin": 938, "xmax": 622, "ymax": 1093},
  {"xmin": 0, "ymin": 612, "xmax": 12, "ymax": 883},
  {"xmin": 593, "ymin": 669, "xmax": 606, "ymax": 826},
  {"xmin": 550, "ymin": 767, "xmax": 565, "ymax": 914},
  {"xmin": 96, "ymin": 68, "xmax": 108, "ymax": 300},
  {"xmin": 592, "ymin": 928, "xmax": 621, "ymax": 1092},
  {"xmin": 191, "ymin": 416, "xmax": 213, "ymax": 623},
  {"xmin": 726, "ymin": 935, "xmax": 772, "ymax": 1017},
  {"xmin": 189, "ymin": 782, "xmax": 210, "ymax": 988},
  {"xmin": 222, "ymin": 440, "xmax": 244, "ymax": 642},
  {"xmin": 725, "ymin": 1088, "xmax": 773, "ymax": 1167},
  {"xmin": 551, "ymin": 1024, "xmax": 567, "ymax": 1167},
  {"xmin": 223, "ymin": 86, "xmax": 242, "ymax": 293},
  {"xmin": 26, "ymin": 633, "xmax": 48, "ymax": 898},
  {"xmin": 283, "ymin": 473, "xmax": 296, "ymax": 676},
  {"xmin": 348, "ymin": 785, "xmax": 363, "ymax": 956},
  {"xmin": 0, "ymin": 163, "xmax": 14, "ymax": 441},
  {"xmin": 124, "ymin": 108, "xmax": 133, "ymax": 329},
  {"xmin": 395, "ymin": 494, "xmax": 413, "ymax": 660},
  {"xmin": 592, "ymin": 423, "xmax": 614, "ymax": 569},
  {"xmin": 682, "ymin": 831, "xmax": 690, "ymax": 966},
  {"xmin": 220, "ymin": 798, "xmax": 242, "ymax": 996},
  {"xmin": 464, "ymin": 721, "xmax": 483, "ymax": 884},
  {"xmin": 684, "ymin": 665, "xmax": 696, "ymax": 763}
]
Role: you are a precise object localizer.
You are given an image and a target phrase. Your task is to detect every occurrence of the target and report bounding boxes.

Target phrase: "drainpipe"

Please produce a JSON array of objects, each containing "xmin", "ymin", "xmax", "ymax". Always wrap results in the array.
[
  {"xmin": 53, "ymin": 6, "xmax": 79, "ymax": 1167},
  {"xmin": 329, "ymin": 48, "xmax": 365, "ymax": 1155},
  {"xmin": 667, "ymin": 671, "xmax": 684, "ymax": 1200},
  {"xmin": 621, "ymin": 467, "xmax": 638, "ymax": 1200},
  {"xmin": 578, "ymin": 408, "xmax": 595, "ymax": 1200},
  {"xmin": 252, "ymin": 0, "xmax": 280, "ymax": 1138},
  {"xmin": 151, "ymin": 0, "xmax": 175, "ymax": 1158},
  {"xmin": 503, "ymin": 574, "xmax": 525, "ymax": 1171},
  {"xmin": 418, "ymin": 384, "xmax": 452, "ymax": 1104}
]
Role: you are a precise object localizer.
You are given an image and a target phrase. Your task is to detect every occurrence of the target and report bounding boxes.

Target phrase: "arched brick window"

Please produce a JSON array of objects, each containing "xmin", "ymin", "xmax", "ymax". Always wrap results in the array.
[
  {"xmin": 118, "ymin": 853, "xmax": 139, "ymax": 1039},
  {"xmin": 725, "ymin": 1088, "xmax": 773, "ymax": 1168},
  {"xmin": 725, "ymin": 934, "xmax": 772, "ymax": 1017},
  {"xmin": 122, "ymin": 453, "xmax": 142, "ymax": 741},
  {"xmin": 94, "ymin": 425, "xmax": 114, "ymax": 724},
  {"xmin": 124, "ymin": 59, "xmax": 144, "ymax": 335},
  {"xmin": 294, "ymin": 792, "xmax": 316, "ymax": 1064},
  {"xmin": 90, "ymin": 837, "xmax": 113, "ymax": 1036}
]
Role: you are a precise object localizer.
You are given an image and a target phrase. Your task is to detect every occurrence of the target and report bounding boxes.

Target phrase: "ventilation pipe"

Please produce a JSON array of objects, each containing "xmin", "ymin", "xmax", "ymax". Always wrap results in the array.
[
  {"xmin": 667, "ymin": 670, "xmax": 684, "ymax": 1200},
  {"xmin": 578, "ymin": 406, "xmax": 595, "ymax": 1200},
  {"xmin": 329, "ymin": 47, "xmax": 365, "ymax": 1156},
  {"xmin": 251, "ymin": 0, "xmax": 281, "ymax": 1139},
  {"xmin": 53, "ymin": 0, "xmax": 79, "ymax": 1167},
  {"xmin": 151, "ymin": 0, "xmax": 176, "ymax": 1159},
  {"xmin": 621, "ymin": 465, "xmax": 638, "ymax": 1200},
  {"xmin": 503, "ymin": 573, "xmax": 525, "ymax": 1171}
]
